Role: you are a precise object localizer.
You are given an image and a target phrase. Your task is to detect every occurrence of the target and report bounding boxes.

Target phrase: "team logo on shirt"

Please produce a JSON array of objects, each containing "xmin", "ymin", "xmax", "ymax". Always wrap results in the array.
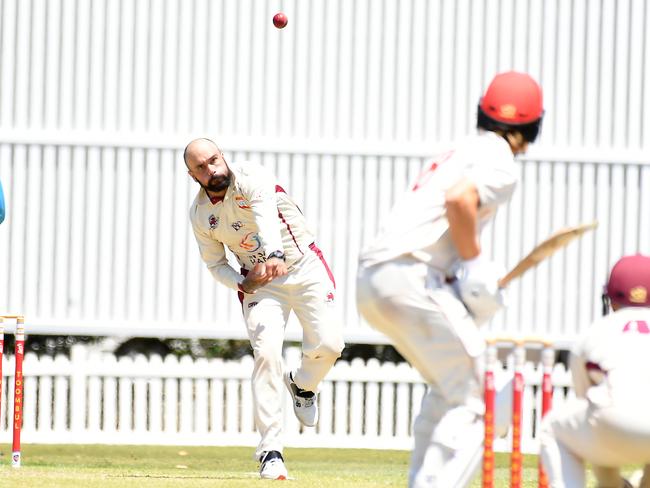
[
  {"xmin": 235, "ymin": 196, "xmax": 251, "ymax": 209},
  {"xmin": 240, "ymin": 232, "xmax": 262, "ymax": 252},
  {"xmin": 325, "ymin": 291, "xmax": 335, "ymax": 306},
  {"xmin": 208, "ymin": 214, "xmax": 219, "ymax": 229},
  {"xmin": 231, "ymin": 221, "xmax": 243, "ymax": 231}
]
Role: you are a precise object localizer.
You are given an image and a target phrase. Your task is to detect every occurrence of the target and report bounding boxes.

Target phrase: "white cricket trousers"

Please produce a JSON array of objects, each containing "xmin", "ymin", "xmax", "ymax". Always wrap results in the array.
[
  {"xmin": 356, "ymin": 257, "xmax": 486, "ymax": 487},
  {"xmin": 241, "ymin": 244, "xmax": 345, "ymax": 460},
  {"xmin": 540, "ymin": 398, "xmax": 650, "ymax": 488}
]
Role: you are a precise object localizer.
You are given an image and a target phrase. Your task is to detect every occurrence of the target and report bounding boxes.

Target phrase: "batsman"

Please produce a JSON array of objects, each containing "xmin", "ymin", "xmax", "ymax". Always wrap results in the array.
[{"xmin": 356, "ymin": 71, "xmax": 544, "ymax": 487}]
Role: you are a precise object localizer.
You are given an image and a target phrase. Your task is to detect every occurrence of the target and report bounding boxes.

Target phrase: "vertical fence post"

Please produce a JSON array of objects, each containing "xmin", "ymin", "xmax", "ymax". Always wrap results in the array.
[
  {"xmin": 86, "ymin": 352, "xmax": 102, "ymax": 435},
  {"xmin": 378, "ymin": 362, "xmax": 395, "ymax": 440},
  {"xmin": 37, "ymin": 355, "xmax": 54, "ymax": 435},
  {"xmin": 118, "ymin": 357, "xmax": 134, "ymax": 434},
  {"xmin": 148, "ymin": 355, "xmax": 164, "ymax": 435},
  {"xmin": 133, "ymin": 355, "xmax": 148, "ymax": 434},
  {"xmin": 69, "ymin": 345, "xmax": 87, "ymax": 439},
  {"xmin": 163, "ymin": 355, "xmax": 179, "ymax": 435},
  {"xmin": 53, "ymin": 355, "xmax": 69, "ymax": 433},
  {"xmin": 349, "ymin": 358, "xmax": 365, "ymax": 440},
  {"xmin": 210, "ymin": 358, "xmax": 224, "ymax": 435},
  {"xmin": 239, "ymin": 355, "xmax": 254, "ymax": 435},
  {"xmin": 102, "ymin": 354, "xmax": 118, "ymax": 435}
]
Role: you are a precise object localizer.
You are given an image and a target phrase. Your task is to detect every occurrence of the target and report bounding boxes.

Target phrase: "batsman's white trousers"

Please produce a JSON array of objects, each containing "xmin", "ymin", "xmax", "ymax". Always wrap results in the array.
[
  {"xmin": 356, "ymin": 257, "xmax": 485, "ymax": 487},
  {"xmin": 540, "ymin": 398, "xmax": 650, "ymax": 488},
  {"xmin": 241, "ymin": 245, "xmax": 345, "ymax": 460}
]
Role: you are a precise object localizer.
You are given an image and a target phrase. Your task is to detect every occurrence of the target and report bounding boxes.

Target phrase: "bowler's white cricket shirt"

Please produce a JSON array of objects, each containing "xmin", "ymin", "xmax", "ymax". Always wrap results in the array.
[
  {"xmin": 571, "ymin": 306, "xmax": 650, "ymax": 407},
  {"xmin": 359, "ymin": 131, "xmax": 518, "ymax": 273},
  {"xmin": 190, "ymin": 161, "xmax": 314, "ymax": 291}
]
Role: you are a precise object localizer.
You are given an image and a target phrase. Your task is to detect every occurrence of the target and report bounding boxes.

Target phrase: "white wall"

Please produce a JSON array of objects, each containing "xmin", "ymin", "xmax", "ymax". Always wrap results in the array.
[
  {"xmin": 2, "ymin": 0, "xmax": 649, "ymax": 147},
  {"xmin": 0, "ymin": 0, "xmax": 649, "ymax": 343}
]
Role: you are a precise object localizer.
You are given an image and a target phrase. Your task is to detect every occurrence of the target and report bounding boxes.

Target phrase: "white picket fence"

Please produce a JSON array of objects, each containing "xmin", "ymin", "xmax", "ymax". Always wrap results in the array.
[{"xmin": 0, "ymin": 346, "xmax": 573, "ymax": 454}]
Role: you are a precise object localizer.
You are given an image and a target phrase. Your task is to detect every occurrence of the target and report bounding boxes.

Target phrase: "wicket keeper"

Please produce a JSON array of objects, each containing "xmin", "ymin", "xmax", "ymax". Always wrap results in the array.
[{"xmin": 540, "ymin": 254, "xmax": 650, "ymax": 488}]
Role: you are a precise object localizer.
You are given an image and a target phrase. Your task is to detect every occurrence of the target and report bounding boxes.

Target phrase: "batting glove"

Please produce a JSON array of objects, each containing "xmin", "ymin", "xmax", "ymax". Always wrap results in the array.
[{"xmin": 455, "ymin": 256, "xmax": 507, "ymax": 325}]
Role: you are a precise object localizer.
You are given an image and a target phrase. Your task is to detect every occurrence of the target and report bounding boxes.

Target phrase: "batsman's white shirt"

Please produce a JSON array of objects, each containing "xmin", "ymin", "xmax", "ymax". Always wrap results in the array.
[
  {"xmin": 190, "ymin": 161, "xmax": 314, "ymax": 289},
  {"xmin": 360, "ymin": 131, "xmax": 517, "ymax": 273}
]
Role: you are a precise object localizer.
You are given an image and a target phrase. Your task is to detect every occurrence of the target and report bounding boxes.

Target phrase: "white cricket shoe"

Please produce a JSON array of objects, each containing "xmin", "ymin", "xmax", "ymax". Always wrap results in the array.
[
  {"xmin": 259, "ymin": 450, "xmax": 288, "ymax": 480},
  {"xmin": 284, "ymin": 371, "xmax": 319, "ymax": 427}
]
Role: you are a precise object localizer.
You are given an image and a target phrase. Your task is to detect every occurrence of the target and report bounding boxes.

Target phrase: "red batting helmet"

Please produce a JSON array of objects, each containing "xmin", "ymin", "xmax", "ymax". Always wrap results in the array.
[
  {"xmin": 605, "ymin": 254, "xmax": 650, "ymax": 307},
  {"xmin": 477, "ymin": 71, "xmax": 544, "ymax": 142}
]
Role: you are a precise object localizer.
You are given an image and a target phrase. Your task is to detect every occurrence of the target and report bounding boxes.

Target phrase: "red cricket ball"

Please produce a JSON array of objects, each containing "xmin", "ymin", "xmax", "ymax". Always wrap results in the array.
[{"xmin": 273, "ymin": 12, "xmax": 288, "ymax": 29}]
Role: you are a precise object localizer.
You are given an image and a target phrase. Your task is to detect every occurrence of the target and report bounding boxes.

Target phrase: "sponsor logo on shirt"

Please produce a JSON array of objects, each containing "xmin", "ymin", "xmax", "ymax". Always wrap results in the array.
[
  {"xmin": 240, "ymin": 232, "xmax": 262, "ymax": 252},
  {"xmin": 235, "ymin": 196, "xmax": 251, "ymax": 209},
  {"xmin": 208, "ymin": 214, "xmax": 219, "ymax": 229},
  {"xmin": 231, "ymin": 221, "xmax": 243, "ymax": 231},
  {"xmin": 247, "ymin": 301, "xmax": 258, "ymax": 309}
]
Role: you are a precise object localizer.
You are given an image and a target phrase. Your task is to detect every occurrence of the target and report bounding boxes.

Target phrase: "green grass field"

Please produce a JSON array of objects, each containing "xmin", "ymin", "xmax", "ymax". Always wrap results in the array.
[{"xmin": 0, "ymin": 444, "xmax": 642, "ymax": 487}]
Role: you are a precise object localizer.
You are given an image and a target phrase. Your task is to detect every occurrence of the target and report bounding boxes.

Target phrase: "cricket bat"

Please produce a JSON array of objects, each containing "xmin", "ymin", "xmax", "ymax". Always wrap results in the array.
[{"xmin": 498, "ymin": 221, "xmax": 598, "ymax": 288}]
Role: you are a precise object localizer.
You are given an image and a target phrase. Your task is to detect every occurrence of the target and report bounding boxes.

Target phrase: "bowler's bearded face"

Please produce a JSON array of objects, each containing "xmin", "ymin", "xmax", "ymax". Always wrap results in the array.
[{"xmin": 186, "ymin": 141, "xmax": 231, "ymax": 194}]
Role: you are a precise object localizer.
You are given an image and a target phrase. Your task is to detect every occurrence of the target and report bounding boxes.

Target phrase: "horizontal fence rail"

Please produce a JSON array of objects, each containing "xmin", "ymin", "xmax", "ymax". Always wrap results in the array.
[{"xmin": 0, "ymin": 347, "xmax": 573, "ymax": 453}]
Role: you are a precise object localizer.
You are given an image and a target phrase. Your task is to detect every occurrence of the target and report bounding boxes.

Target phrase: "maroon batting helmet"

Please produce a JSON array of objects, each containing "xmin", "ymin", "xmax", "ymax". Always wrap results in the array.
[
  {"xmin": 477, "ymin": 71, "xmax": 544, "ymax": 142},
  {"xmin": 605, "ymin": 254, "xmax": 650, "ymax": 308}
]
